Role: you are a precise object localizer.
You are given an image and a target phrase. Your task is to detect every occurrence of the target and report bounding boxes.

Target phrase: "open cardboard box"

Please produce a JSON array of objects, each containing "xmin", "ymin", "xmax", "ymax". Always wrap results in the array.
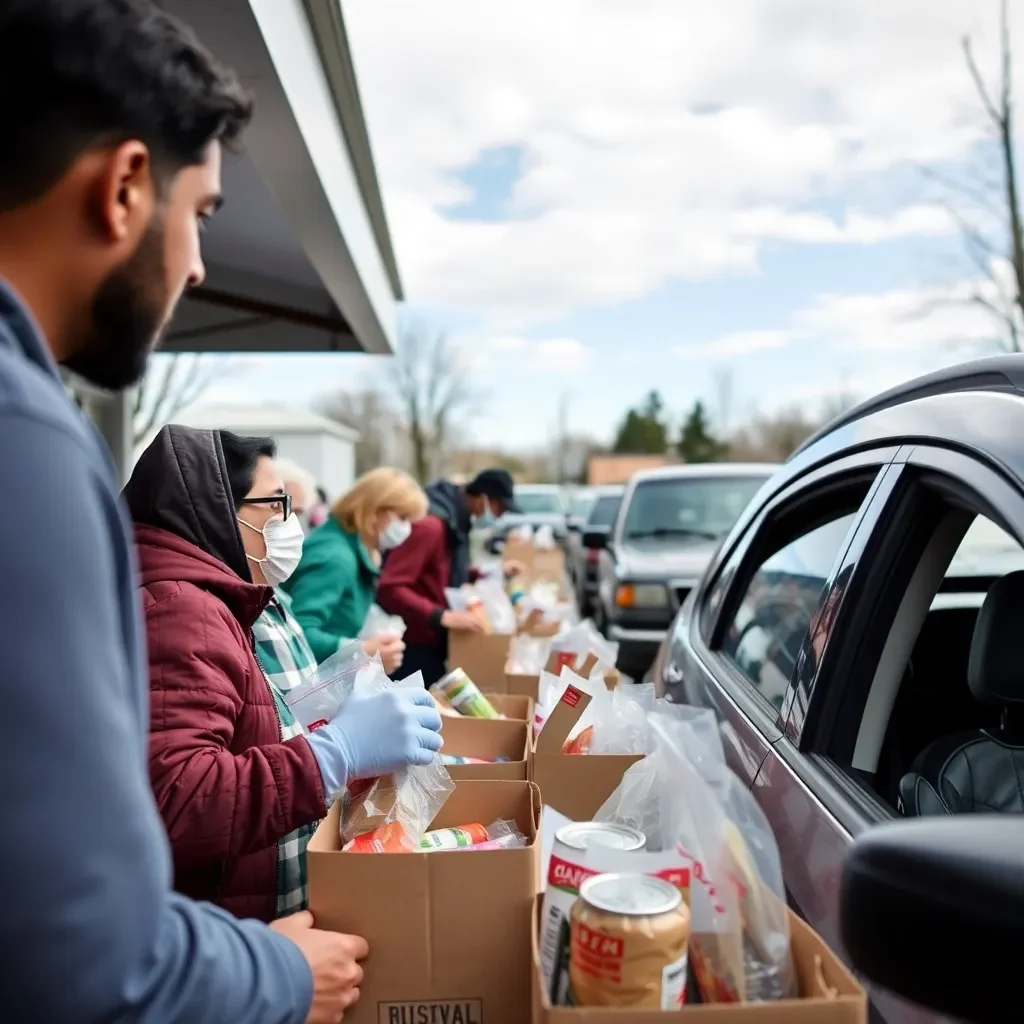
[
  {"xmin": 448, "ymin": 631, "xmax": 514, "ymax": 689},
  {"xmin": 441, "ymin": 714, "xmax": 530, "ymax": 781},
  {"xmin": 308, "ymin": 779, "xmax": 541, "ymax": 1024},
  {"xmin": 530, "ymin": 897, "xmax": 866, "ymax": 1022},
  {"xmin": 532, "ymin": 680, "xmax": 643, "ymax": 820},
  {"xmin": 488, "ymin": 692, "xmax": 534, "ymax": 721}
]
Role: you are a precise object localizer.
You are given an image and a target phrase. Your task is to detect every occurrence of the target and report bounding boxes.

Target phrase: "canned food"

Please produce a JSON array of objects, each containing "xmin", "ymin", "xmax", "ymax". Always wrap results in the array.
[
  {"xmin": 430, "ymin": 669, "xmax": 500, "ymax": 719},
  {"xmin": 569, "ymin": 872, "xmax": 690, "ymax": 1009},
  {"xmin": 419, "ymin": 823, "xmax": 489, "ymax": 850},
  {"xmin": 539, "ymin": 823, "xmax": 646, "ymax": 1004}
]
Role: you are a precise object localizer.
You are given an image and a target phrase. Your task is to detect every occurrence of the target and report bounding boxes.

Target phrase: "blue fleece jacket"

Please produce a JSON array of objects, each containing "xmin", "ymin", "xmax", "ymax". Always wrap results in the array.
[{"xmin": 0, "ymin": 280, "xmax": 313, "ymax": 1022}]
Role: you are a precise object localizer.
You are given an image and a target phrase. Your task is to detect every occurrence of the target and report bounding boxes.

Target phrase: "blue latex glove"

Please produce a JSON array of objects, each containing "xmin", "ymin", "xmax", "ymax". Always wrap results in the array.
[{"xmin": 305, "ymin": 688, "xmax": 443, "ymax": 802}]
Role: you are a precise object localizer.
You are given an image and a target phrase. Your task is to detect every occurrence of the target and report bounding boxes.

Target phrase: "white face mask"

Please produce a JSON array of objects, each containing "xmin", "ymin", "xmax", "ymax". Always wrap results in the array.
[
  {"xmin": 238, "ymin": 513, "xmax": 305, "ymax": 587},
  {"xmin": 379, "ymin": 517, "xmax": 412, "ymax": 552}
]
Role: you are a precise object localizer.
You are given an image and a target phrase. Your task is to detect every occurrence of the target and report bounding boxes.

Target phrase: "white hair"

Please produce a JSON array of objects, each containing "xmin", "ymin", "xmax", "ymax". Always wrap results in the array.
[{"xmin": 275, "ymin": 457, "xmax": 317, "ymax": 508}]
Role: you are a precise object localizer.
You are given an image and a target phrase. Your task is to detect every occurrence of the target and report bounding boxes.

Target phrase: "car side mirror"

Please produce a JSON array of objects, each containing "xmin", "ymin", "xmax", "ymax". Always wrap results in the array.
[
  {"xmin": 582, "ymin": 529, "xmax": 607, "ymax": 550},
  {"xmin": 840, "ymin": 816, "xmax": 1024, "ymax": 1024}
]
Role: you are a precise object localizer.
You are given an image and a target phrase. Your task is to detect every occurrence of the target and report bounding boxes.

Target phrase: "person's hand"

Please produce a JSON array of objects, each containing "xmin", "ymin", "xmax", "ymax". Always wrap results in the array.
[
  {"xmin": 441, "ymin": 609, "xmax": 487, "ymax": 633},
  {"xmin": 362, "ymin": 633, "xmax": 406, "ymax": 673},
  {"xmin": 269, "ymin": 911, "xmax": 368, "ymax": 1023},
  {"xmin": 307, "ymin": 687, "xmax": 443, "ymax": 787},
  {"xmin": 502, "ymin": 559, "xmax": 526, "ymax": 579}
]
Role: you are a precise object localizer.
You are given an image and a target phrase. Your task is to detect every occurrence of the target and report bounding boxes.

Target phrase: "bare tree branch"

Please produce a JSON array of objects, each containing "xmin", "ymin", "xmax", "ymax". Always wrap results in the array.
[
  {"xmin": 922, "ymin": 1, "xmax": 1023, "ymax": 353},
  {"xmin": 385, "ymin": 320, "xmax": 478, "ymax": 482},
  {"xmin": 133, "ymin": 354, "xmax": 228, "ymax": 445}
]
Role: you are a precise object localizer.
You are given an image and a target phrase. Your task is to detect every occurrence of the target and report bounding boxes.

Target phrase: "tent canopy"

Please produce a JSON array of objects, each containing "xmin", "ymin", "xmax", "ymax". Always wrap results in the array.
[{"xmin": 158, "ymin": 0, "xmax": 401, "ymax": 355}]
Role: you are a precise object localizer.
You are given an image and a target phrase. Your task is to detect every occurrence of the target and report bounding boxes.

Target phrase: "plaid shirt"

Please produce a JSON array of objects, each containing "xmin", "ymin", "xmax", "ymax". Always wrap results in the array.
[{"xmin": 252, "ymin": 590, "xmax": 320, "ymax": 917}]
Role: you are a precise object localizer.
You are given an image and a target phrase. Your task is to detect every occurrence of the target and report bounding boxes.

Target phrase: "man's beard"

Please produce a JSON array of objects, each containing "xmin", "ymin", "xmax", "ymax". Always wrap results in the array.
[{"xmin": 63, "ymin": 214, "xmax": 170, "ymax": 392}]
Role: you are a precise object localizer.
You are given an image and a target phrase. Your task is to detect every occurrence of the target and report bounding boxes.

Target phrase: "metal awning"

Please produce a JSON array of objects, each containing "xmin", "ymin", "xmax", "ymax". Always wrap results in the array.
[{"xmin": 157, "ymin": 0, "xmax": 401, "ymax": 355}]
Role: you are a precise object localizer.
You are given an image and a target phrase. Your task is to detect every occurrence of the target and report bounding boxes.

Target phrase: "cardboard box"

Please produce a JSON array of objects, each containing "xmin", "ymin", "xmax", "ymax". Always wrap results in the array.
[
  {"xmin": 530, "ymin": 897, "xmax": 866, "ymax": 1022},
  {"xmin": 448, "ymin": 631, "xmax": 513, "ymax": 689},
  {"xmin": 308, "ymin": 780, "xmax": 541, "ymax": 1024},
  {"xmin": 530, "ymin": 546, "xmax": 566, "ymax": 584},
  {"xmin": 441, "ymin": 715, "xmax": 530, "ymax": 781},
  {"xmin": 488, "ymin": 692, "xmax": 533, "ymax": 721},
  {"xmin": 532, "ymin": 681, "xmax": 643, "ymax": 820}
]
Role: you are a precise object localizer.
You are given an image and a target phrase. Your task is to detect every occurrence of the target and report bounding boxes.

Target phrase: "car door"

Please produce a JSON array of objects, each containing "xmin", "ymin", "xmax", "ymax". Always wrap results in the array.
[{"xmin": 666, "ymin": 449, "xmax": 902, "ymax": 788}]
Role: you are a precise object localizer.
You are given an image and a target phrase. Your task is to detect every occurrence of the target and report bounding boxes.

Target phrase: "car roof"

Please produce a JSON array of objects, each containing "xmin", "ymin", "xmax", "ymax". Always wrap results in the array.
[
  {"xmin": 794, "ymin": 353, "xmax": 1024, "ymax": 460},
  {"xmin": 514, "ymin": 483, "xmax": 561, "ymax": 492},
  {"xmin": 592, "ymin": 484, "xmax": 625, "ymax": 495},
  {"xmin": 630, "ymin": 462, "xmax": 779, "ymax": 483}
]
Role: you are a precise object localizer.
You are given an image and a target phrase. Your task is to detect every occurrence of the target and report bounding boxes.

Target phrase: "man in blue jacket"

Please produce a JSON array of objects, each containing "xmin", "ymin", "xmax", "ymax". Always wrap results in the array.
[{"xmin": 0, "ymin": 1, "xmax": 365, "ymax": 1020}]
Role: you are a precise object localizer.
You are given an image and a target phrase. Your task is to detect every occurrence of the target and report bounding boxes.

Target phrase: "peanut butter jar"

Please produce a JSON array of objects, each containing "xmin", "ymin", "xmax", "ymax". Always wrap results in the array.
[{"xmin": 569, "ymin": 872, "xmax": 691, "ymax": 1009}]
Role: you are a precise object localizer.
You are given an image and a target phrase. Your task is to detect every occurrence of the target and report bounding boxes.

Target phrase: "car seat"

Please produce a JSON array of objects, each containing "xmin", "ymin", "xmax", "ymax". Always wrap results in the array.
[{"xmin": 899, "ymin": 571, "xmax": 1024, "ymax": 816}]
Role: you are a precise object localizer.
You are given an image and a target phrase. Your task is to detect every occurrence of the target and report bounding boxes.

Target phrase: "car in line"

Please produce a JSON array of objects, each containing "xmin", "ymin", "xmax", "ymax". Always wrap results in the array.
[
  {"xmin": 587, "ymin": 463, "xmax": 775, "ymax": 677},
  {"xmin": 566, "ymin": 484, "xmax": 624, "ymax": 615},
  {"xmin": 565, "ymin": 487, "xmax": 596, "ymax": 535},
  {"xmin": 485, "ymin": 483, "xmax": 568, "ymax": 554},
  {"xmin": 647, "ymin": 353, "xmax": 1024, "ymax": 1023}
]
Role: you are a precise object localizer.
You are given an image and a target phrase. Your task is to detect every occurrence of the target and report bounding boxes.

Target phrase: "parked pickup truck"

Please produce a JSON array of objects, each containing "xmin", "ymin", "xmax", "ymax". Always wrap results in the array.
[{"xmin": 587, "ymin": 463, "xmax": 775, "ymax": 677}]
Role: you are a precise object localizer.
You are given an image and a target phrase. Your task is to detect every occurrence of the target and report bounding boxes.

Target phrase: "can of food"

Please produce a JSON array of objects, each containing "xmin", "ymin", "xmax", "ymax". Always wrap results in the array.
[
  {"xmin": 539, "ymin": 822, "xmax": 646, "ymax": 1004},
  {"xmin": 419, "ymin": 823, "xmax": 489, "ymax": 850},
  {"xmin": 430, "ymin": 669, "xmax": 500, "ymax": 719},
  {"xmin": 569, "ymin": 872, "xmax": 690, "ymax": 1009}
]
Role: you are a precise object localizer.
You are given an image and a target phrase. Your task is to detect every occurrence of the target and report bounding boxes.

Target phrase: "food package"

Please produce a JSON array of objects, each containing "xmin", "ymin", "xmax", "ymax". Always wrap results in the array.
[
  {"xmin": 358, "ymin": 604, "xmax": 406, "ymax": 640},
  {"xmin": 283, "ymin": 640, "xmax": 376, "ymax": 732},
  {"xmin": 593, "ymin": 710, "xmax": 794, "ymax": 1003},
  {"xmin": 445, "ymin": 579, "xmax": 517, "ymax": 635},
  {"xmin": 430, "ymin": 668, "xmax": 501, "ymax": 719},
  {"xmin": 336, "ymin": 668, "xmax": 455, "ymax": 852},
  {"xmin": 420, "ymin": 818, "xmax": 527, "ymax": 852},
  {"xmin": 553, "ymin": 669, "xmax": 653, "ymax": 756}
]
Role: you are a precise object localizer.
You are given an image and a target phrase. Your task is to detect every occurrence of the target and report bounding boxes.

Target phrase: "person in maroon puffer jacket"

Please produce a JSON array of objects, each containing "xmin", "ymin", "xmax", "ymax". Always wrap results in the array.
[{"xmin": 123, "ymin": 424, "xmax": 442, "ymax": 924}]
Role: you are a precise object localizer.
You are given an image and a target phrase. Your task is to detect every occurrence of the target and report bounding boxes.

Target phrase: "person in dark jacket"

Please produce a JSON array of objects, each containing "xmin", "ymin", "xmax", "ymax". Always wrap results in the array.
[
  {"xmin": 0, "ymin": 3, "xmax": 364, "ymax": 1020},
  {"xmin": 124, "ymin": 425, "xmax": 443, "ymax": 924},
  {"xmin": 377, "ymin": 468, "xmax": 522, "ymax": 684}
]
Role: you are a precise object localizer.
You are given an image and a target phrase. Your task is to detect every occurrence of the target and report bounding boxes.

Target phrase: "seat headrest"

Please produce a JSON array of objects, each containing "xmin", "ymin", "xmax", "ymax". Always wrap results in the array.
[{"xmin": 968, "ymin": 571, "xmax": 1024, "ymax": 705}]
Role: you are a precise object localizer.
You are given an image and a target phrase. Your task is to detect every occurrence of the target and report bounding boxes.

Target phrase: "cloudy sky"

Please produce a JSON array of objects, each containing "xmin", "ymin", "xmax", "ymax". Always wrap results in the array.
[{"xmin": 196, "ymin": 0, "xmax": 1020, "ymax": 449}]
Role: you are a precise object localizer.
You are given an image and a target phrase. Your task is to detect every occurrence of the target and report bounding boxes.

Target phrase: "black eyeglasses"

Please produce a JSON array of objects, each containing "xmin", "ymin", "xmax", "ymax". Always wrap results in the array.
[{"xmin": 239, "ymin": 492, "xmax": 292, "ymax": 521}]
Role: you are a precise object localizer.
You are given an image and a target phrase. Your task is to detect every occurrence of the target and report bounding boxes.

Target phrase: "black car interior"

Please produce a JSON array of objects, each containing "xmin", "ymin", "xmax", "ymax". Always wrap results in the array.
[
  {"xmin": 876, "ymin": 573, "xmax": 1024, "ymax": 815},
  {"xmin": 897, "ymin": 571, "xmax": 1024, "ymax": 815}
]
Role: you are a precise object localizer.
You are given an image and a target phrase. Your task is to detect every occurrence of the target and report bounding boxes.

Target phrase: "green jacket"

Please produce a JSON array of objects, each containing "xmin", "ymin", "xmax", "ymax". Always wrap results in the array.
[{"xmin": 282, "ymin": 517, "xmax": 379, "ymax": 663}]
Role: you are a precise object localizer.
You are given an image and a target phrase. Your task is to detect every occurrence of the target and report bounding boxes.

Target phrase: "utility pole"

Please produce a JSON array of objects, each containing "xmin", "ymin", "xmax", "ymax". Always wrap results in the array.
[{"xmin": 555, "ymin": 391, "xmax": 570, "ymax": 484}]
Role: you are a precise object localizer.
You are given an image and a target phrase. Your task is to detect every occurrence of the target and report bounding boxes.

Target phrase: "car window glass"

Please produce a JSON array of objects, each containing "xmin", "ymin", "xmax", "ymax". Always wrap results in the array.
[
  {"xmin": 622, "ymin": 476, "xmax": 768, "ymax": 541},
  {"xmin": 588, "ymin": 494, "xmax": 622, "ymax": 527},
  {"xmin": 719, "ymin": 512, "xmax": 859, "ymax": 711},
  {"xmin": 515, "ymin": 491, "xmax": 563, "ymax": 514}
]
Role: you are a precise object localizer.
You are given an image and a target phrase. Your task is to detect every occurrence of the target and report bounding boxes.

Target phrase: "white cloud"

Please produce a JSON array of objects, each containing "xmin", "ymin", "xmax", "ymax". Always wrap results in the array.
[
  {"xmin": 485, "ymin": 335, "xmax": 592, "ymax": 373},
  {"xmin": 675, "ymin": 329, "xmax": 797, "ymax": 358},
  {"xmin": 344, "ymin": 0, "xmax": 1006, "ymax": 323}
]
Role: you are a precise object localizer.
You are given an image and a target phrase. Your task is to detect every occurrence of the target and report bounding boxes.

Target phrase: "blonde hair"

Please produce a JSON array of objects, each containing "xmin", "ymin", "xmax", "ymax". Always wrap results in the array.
[
  {"xmin": 275, "ymin": 458, "xmax": 317, "ymax": 509},
  {"xmin": 333, "ymin": 467, "xmax": 428, "ymax": 550}
]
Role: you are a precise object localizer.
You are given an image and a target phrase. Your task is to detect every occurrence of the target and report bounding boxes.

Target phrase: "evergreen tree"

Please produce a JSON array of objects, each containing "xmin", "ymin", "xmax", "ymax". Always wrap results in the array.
[
  {"xmin": 612, "ymin": 390, "xmax": 669, "ymax": 453},
  {"xmin": 677, "ymin": 400, "xmax": 724, "ymax": 463}
]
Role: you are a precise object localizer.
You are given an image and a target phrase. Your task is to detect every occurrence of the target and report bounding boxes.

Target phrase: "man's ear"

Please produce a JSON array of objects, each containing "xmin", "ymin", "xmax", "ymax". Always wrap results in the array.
[{"xmin": 91, "ymin": 140, "xmax": 156, "ymax": 243}]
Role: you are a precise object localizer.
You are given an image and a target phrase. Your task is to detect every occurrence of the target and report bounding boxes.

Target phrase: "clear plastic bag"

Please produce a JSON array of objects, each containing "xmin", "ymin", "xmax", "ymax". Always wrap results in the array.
[
  {"xmin": 534, "ymin": 524, "xmax": 556, "ymax": 549},
  {"xmin": 283, "ymin": 640, "xmax": 376, "ymax": 732},
  {"xmin": 337, "ymin": 667, "xmax": 455, "ymax": 853},
  {"xmin": 508, "ymin": 634, "xmax": 552, "ymax": 675},
  {"xmin": 473, "ymin": 576, "xmax": 517, "ymax": 634},
  {"xmin": 359, "ymin": 604, "xmax": 406, "ymax": 640},
  {"xmin": 594, "ymin": 710, "xmax": 793, "ymax": 1002}
]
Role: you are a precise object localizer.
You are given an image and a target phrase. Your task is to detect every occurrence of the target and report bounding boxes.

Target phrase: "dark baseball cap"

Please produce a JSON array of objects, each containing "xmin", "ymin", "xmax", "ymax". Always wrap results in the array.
[{"xmin": 465, "ymin": 468, "xmax": 520, "ymax": 512}]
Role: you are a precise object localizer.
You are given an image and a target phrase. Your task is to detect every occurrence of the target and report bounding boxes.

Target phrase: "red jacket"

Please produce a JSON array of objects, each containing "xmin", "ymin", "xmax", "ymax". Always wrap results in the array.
[
  {"xmin": 137, "ymin": 523, "xmax": 326, "ymax": 922},
  {"xmin": 377, "ymin": 515, "xmax": 449, "ymax": 646}
]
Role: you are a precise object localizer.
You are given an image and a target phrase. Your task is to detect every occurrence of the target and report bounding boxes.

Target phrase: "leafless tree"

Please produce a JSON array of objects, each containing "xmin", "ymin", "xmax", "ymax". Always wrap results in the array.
[
  {"xmin": 132, "ymin": 354, "xmax": 224, "ymax": 446},
  {"xmin": 386, "ymin": 320, "xmax": 476, "ymax": 483},
  {"xmin": 926, "ymin": 0, "xmax": 1023, "ymax": 350},
  {"xmin": 318, "ymin": 386, "xmax": 407, "ymax": 476}
]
